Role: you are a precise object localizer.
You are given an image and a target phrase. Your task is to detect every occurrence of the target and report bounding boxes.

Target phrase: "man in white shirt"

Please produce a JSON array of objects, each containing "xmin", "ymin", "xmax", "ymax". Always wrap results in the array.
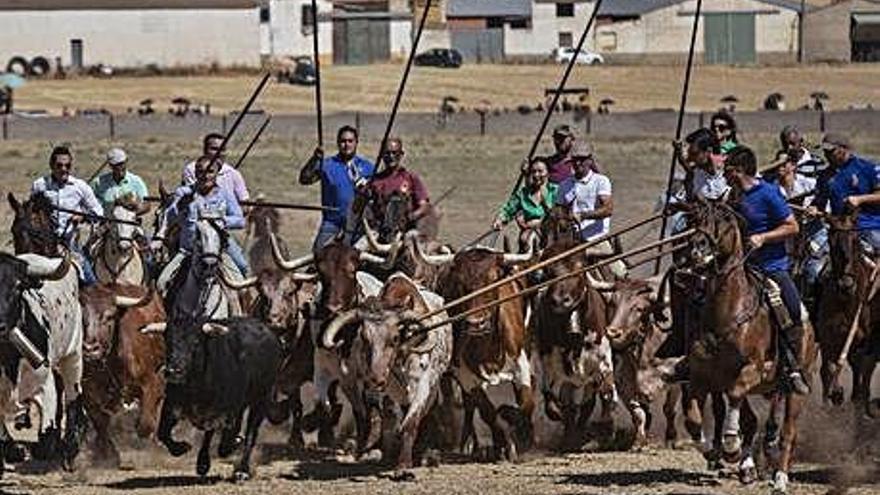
[{"xmin": 31, "ymin": 145, "xmax": 104, "ymax": 285}]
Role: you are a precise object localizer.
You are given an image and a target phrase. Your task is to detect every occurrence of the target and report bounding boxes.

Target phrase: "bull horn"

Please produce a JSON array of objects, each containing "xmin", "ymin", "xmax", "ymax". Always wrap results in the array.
[
  {"xmin": 359, "ymin": 251, "xmax": 389, "ymax": 265},
  {"xmin": 115, "ymin": 289, "xmax": 153, "ymax": 308},
  {"xmin": 202, "ymin": 322, "xmax": 230, "ymax": 335},
  {"xmin": 19, "ymin": 254, "xmax": 71, "ymax": 281},
  {"xmin": 218, "ymin": 269, "xmax": 260, "ymax": 290},
  {"xmin": 585, "ymin": 271, "xmax": 616, "ymax": 291},
  {"xmin": 292, "ymin": 272, "xmax": 318, "ymax": 282},
  {"xmin": 863, "ymin": 255, "xmax": 877, "ymax": 271},
  {"xmin": 501, "ymin": 232, "xmax": 538, "ymax": 264},
  {"xmin": 361, "ymin": 216, "xmax": 393, "ymax": 253},
  {"xmin": 411, "ymin": 235, "xmax": 454, "ymax": 265},
  {"xmin": 139, "ymin": 322, "xmax": 167, "ymax": 334},
  {"xmin": 322, "ymin": 309, "xmax": 361, "ymax": 349},
  {"xmin": 269, "ymin": 231, "xmax": 314, "ymax": 271}
]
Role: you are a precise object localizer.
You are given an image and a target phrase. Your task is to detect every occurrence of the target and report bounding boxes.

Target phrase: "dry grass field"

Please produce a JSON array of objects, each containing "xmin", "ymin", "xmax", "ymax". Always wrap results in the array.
[{"xmin": 12, "ymin": 63, "xmax": 880, "ymax": 116}]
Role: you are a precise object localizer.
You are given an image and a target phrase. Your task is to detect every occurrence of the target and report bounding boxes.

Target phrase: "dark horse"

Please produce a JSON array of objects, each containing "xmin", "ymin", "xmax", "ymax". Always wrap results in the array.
[
  {"xmin": 679, "ymin": 201, "xmax": 817, "ymax": 495},
  {"xmin": 8, "ymin": 193, "xmax": 61, "ymax": 257},
  {"xmin": 815, "ymin": 212, "xmax": 880, "ymax": 415}
]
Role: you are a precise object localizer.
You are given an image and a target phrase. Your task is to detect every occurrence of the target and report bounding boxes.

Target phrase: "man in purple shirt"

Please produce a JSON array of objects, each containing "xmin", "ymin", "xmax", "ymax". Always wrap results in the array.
[
  {"xmin": 546, "ymin": 124, "xmax": 575, "ymax": 184},
  {"xmin": 182, "ymin": 133, "xmax": 250, "ymax": 204}
]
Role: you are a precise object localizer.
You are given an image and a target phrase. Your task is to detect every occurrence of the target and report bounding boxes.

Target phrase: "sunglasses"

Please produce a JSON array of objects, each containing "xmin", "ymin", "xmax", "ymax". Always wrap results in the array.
[
  {"xmin": 712, "ymin": 124, "xmax": 729, "ymax": 131},
  {"xmin": 53, "ymin": 162, "xmax": 72, "ymax": 169}
]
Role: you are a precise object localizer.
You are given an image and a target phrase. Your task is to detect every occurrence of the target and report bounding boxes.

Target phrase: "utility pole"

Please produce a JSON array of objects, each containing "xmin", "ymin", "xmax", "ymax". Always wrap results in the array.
[{"xmin": 798, "ymin": 0, "xmax": 805, "ymax": 63}]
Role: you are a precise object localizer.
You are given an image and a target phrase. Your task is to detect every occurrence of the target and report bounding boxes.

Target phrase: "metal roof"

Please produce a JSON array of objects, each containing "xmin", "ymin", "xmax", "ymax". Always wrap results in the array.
[
  {"xmin": 447, "ymin": 0, "xmax": 532, "ymax": 18},
  {"xmin": 598, "ymin": 0, "xmax": 813, "ymax": 17},
  {"xmin": 0, "ymin": 0, "xmax": 258, "ymax": 10}
]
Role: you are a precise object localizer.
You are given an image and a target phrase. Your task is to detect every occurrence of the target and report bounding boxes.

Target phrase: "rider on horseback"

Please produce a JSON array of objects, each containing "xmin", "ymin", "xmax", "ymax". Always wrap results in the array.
[
  {"xmin": 157, "ymin": 155, "xmax": 246, "ymax": 293},
  {"xmin": 31, "ymin": 145, "xmax": 104, "ymax": 286},
  {"xmin": 366, "ymin": 136, "xmax": 431, "ymax": 236},
  {"xmin": 493, "ymin": 157, "xmax": 557, "ymax": 251},
  {"xmin": 724, "ymin": 146, "xmax": 811, "ymax": 395}
]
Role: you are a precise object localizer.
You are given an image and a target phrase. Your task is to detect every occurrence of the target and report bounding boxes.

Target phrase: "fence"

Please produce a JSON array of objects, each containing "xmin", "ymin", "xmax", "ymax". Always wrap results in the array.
[{"xmin": 1, "ymin": 108, "xmax": 878, "ymax": 142}]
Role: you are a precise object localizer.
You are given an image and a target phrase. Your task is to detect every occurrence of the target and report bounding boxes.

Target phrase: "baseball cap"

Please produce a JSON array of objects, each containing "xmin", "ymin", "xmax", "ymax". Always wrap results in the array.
[
  {"xmin": 106, "ymin": 147, "xmax": 127, "ymax": 166},
  {"xmin": 571, "ymin": 142, "xmax": 593, "ymax": 158},
  {"xmin": 552, "ymin": 124, "xmax": 574, "ymax": 138},
  {"xmin": 821, "ymin": 133, "xmax": 851, "ymax": 151}
]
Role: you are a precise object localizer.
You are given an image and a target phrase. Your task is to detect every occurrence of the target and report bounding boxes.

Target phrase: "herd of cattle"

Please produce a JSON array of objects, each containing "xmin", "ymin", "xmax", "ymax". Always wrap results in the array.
[{"xmin": 0, "ymin": 192, "xmax": 874, "ymax": 494}]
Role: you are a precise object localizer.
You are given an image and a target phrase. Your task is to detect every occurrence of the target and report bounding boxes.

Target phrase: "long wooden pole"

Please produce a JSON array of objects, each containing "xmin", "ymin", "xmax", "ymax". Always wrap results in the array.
[
  {"xmin": 836, "ymin": 261, "xmax": 880, "ymax": 371},
  {"xmin": 143, "ymin": 196, "xmax": 336, "ymax": 212},
  {"xmin": 311, "ymin": 0, "xmax": 323, "ymax": 147},
  {"xmin": 233, "ymin": 116, "xmax": 271, "ymax": 169},
  {"xmin": 508, "ymin": 0, "xmax": 604, "ymax": 197},
  {"xmin": 655, "ymin": 0, "xmax": 703, "ymax": 275},
  {"xmin": 417, "ymin": 212, "xmax": 665, "ymax": 322},
  {"xmin": 410, "ymin": 230, "xmax": 694, "ymax": 333},
  {"xmin": 213, "ymin": 72, "xmax": 272, "ymax": 163}
]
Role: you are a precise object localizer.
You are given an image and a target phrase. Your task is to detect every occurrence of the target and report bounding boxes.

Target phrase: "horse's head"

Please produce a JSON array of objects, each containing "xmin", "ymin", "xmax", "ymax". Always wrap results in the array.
[
  {"xmin": 542, "ymin": 204, "xmax": 579, "ymax": 245},
  {"xmin": 379, "ymin": 191, "xmax": 413, "ymax": 242},
  {"xmin": 108, "ymin": 199, "xmax": 142, "ymax": 253},
  {"xmin": 827, "ymin": 213, "xmax": 861, "ymax": 295},
  {"xmin": 8, "ymin": 193, "xmax": 61, "ymax": 256},
  {"xmin": 193, "ymin": 215, "xmax": 227, "ymax": 279},
  {"xmin": 683, "ymin": 200, "xmax": 745, "ymax": 272}
]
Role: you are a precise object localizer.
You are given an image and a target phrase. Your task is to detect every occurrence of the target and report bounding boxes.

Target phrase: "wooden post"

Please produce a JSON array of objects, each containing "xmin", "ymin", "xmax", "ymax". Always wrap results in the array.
[
  {"xmin": 355, "ymin": 111, "xmax": 361, "ymax": 132},
  {"xmin": 1, "ymin": 115, "xmax": 7, "ymax": 140},
  {"xmin": 108, "ymin": 113, "xmax": 115, "ymax": 139},
  {"xmin": 222, "ymin": 114, "xmax": 228, "ymax": 134},
  {"xmin": 479, "ymin": 113, "xmax": 486, "ymax": 136}
]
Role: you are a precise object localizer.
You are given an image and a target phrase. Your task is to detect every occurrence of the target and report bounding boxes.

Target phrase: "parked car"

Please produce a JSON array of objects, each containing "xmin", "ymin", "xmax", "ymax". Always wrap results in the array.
[
  {"xmin": 414, "ymin": 48, "xmax": 463, "ymax": 68},
  {"xmin": 278, "ymin": 56, "xmax": 317, "ymax": 86},
  {"xmin": 555, "ymin": 47, "xmax": 604, "ymax": 65}
]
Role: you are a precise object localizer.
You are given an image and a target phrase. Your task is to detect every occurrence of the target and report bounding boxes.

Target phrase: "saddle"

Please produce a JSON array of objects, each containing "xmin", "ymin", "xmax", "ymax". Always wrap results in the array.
[{"xmin": 747, "ymin": 269, "xmax": 792, "ymax": 331}]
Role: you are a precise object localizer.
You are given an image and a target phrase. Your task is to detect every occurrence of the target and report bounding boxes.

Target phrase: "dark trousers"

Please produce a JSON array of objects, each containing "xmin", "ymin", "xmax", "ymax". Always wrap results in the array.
[{"xmin": 764, "ymin": 269, "xmax": 802, "ymax": 327}]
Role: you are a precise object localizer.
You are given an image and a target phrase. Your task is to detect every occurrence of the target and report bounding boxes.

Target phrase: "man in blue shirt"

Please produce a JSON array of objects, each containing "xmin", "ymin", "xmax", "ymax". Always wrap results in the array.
[
  {"xmin": 299, "ymin": 125, "xmax": 375, "ymax": 251},
  {"xmin": 812, "ymin": 133, "xmax": 880, "ymax": 252},
  {"xmin": 725, "ymin": 146, "xmax": 810, "ymax": 395}
]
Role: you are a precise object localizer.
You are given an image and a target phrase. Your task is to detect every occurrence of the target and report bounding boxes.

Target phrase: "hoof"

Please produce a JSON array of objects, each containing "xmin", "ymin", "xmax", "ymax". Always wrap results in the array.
[
  {"xmin": 721, "ymin": 434, "xmax": 742, "ymax": 462},
  {"xmin": 771, "ymin": 471, "xmax": 789, "ymax": 495},
  {"xmin": 166, "ymin": 440, "xmax": 192, "ymax": 457},
  {"xmin": 738, "ymin": 456, "xmax": 757, "ymax": 485},
  {"xmin": 233, "ymin": 469, "xmax": 251, "ymax": 483},
  {"xmin": 389, "ymin": 470, "xmax": 416, "ymax": 482}
]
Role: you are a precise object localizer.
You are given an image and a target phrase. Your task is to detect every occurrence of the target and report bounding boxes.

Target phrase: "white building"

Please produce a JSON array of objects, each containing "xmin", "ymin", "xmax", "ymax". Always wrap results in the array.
[{"xmin": 0, "ymin": 0, "xmax": 262, "ymax": 69}]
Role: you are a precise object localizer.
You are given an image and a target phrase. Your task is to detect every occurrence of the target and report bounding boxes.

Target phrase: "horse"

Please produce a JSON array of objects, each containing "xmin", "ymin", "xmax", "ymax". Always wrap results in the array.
[
  {"xmin": 9, "ymin": 193, "xmax": 62, "ymax": 257},
  {"xmin": 679, "ymin": 200, "xmax": 818, "ymax": 494},
  {"xmin": 92, "ymin": 199, "xmax": 148, "ymax": 285},
  {"xmin": 815, "ymin": 212, "xmax": 880, "ymax": 415}
]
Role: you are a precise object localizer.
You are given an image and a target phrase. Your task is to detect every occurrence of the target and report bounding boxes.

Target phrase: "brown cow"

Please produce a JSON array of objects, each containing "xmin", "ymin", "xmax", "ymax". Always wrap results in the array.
[
  {"xmin": 815, "ymin": 213, "xmax": 880, "ymax": 413},
  {"xmin": 80, "ymin": 284, "xmax": 165, "ymax": 467},
  {"xmin": 533, "ymin": 239, "xmax": 618, "ymax": 451},
  {"xmin": 413, "ymin": 242, "xmax": 535, "ymax": 461},
  {"xmin": 268, "ymin": 232, "xmax": 389, "ymax": 452},
  {"xmin": 605, "ymin": 278, "xmax": 681, "ymax": 449}
]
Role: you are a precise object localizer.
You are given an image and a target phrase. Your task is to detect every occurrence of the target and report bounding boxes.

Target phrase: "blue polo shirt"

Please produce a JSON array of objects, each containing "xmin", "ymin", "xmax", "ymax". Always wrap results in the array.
[
  {"xmin": 817, "ymin": 155, "xmax": 880, "ymax": 231},
  {"xmin": 319, "ymin": 154, "xmax": 375, "ymax": 227},
  {"xmin": 737, "ymin": 180, "xmax": 792, "ymax": 273}
]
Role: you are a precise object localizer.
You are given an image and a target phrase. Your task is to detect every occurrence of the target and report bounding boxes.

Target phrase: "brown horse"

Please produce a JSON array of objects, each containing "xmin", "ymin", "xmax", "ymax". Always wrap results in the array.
[
  {"xmin": 815, "ymin": 213, "xmax": 880, "ymax": 413},
  {"xmin": 680, "ymin": 201, "xmax": 817, "ymax": 494},
  {"xmin": 8, "ymin": 192, "xmax": 62, "ymax": 256}
]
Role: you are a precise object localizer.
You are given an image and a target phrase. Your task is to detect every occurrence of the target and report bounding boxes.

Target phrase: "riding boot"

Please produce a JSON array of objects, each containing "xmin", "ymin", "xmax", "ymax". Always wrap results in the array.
[{"xmin": 782, "ymin": 324, "xmax": 810, "ymax": 396}]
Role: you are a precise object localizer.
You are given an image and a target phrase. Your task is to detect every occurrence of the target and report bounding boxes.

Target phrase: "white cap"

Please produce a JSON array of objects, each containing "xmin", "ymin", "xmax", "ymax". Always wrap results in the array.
[{"xmin": 106, "ymin": 147, "xmax": 127, "ymax": 166}]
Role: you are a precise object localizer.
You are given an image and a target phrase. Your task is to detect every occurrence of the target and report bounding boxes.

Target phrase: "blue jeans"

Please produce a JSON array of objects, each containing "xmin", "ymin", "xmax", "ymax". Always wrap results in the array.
[
  {"xmin": 312, "ymin": 221, "xmax": 346, "ymax": 252},
  {"xmin": 802, "ymin": 222, "xmax": 828, "ymax": 286},
  {"xmin": 226, "ymin": 236, "xmax": 249, "ymax": 276},
  {"xmin": 859, "ymin": 229, "xmax": 880, "ymax": 254},
  {"xmin": 70, "ymin": 242, "xmax": 96, "ymax": 287}
]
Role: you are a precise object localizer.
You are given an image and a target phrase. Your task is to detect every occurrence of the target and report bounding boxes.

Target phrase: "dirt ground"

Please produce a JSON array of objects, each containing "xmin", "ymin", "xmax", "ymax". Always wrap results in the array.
[{"xmin": 12, "ymin": 64, "xmax": 880, "ymax": 116}]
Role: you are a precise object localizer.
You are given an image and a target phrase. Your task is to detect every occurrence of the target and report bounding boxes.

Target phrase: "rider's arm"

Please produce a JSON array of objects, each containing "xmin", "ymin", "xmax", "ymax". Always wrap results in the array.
[
  {"xmin": 298, "ymin": 148, "xmax": 323, "ymax": 185},
  {"xmin": 223, "ymin": 191, "xmax": 246, "ymax": 230},
  {"xmin": 579, "ymin": 194, "xmax": 613, "ymax": 221},
  {"xmin": 755, "ymin": 214, "xmax": 799, "ymax": 246},
  {"xmin": 79, "ymin": 180, "xmax": 105, "ymax": 218}
]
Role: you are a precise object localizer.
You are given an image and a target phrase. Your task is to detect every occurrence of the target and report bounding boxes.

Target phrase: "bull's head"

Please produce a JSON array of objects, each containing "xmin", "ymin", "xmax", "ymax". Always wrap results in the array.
[
  {"xmin": 81, "ymin": 285, "xmax": 155, "ymax": 359},
  {"xmin": 164, "ymin": 319, "xmax": 230, "ymax": 384},
  {"xmin": 606, "ymin": 280, "xmax": 663, "ymax": 349},
  {"xmin": 256, "ymin": 270, "xmax": 317, "ymax": 330},
  {"xmin": 310, "ymin": 239, "xmax": 389, "ymax": 315}
]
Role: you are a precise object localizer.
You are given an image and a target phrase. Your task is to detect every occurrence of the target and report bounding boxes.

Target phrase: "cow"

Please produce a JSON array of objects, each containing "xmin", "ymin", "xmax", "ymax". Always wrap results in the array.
[
  {"xmin": 0, "ymin": 252, "xmax": 86, "ymax": 472},
  {"xmin": 321, "ymin": 273, "xmax": 453, "ymax": 468},
  {"xmin": 92, "ymin": 202, "xmax": 148, "ymax": 285},
  {"xmin": 532, "ymin": 239, "xmax": 618, "ymax": 451},
  {"xmin": 151, "ymin": 317, "xmax": 281, "ymax": 481},
  {"xmin": 79, "ymin": 284, "xmax": 165, "ymax": 467},
  {"xmin": 268, "ymin": 231, "xmax": 390, "ymax": 453},
  {"xmin": 604, "ymin": 278, "xmax": 682, "ymax": 450},
  {"xmin": 412, "ymin": 239, "xmax": 536, "ymax": 461}
]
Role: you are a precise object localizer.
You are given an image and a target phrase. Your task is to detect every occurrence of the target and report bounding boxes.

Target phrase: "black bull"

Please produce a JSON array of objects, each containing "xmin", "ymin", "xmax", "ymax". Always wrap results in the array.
[{"xmin": 156, "ymin": 317, "xmax": 281, "ymax": 481}]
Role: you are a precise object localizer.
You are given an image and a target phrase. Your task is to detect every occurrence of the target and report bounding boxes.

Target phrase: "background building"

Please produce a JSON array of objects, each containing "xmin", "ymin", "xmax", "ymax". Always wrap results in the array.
[{"xmin": 803, "ymin": 0, "xmax": 880, "ymax": 62}]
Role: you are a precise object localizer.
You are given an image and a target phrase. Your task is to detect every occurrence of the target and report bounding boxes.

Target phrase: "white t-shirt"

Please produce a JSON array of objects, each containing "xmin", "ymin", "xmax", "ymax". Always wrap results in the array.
[
  {"xmin": 558, "ymin": 171, "xmax": 612, "ymax": 240},
  {"xmin": 692, "ymin": 167, "xmax": 729, "ymax": 200}
]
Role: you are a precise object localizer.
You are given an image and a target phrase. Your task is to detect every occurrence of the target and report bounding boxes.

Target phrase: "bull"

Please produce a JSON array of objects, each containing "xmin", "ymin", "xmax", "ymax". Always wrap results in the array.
[
  {"xmin": 0, "ymin": 253, "xmax": 86, "ymax": 472},
  {"xmin": 413, "ymin": 239, "xmax": 536, "ymax": 461},
  {"xmin": 268, "ymin": 232, "xmax": 390, "ymax": 452},
  {"xmin": 532, "ymin": 239, "xmax": 618, "ymax": 451},
  {"xmin": 80, "ymin": 284, "xmax": 165, "ymax": 467},
  {"xmin": 322, "ymin": 273, "xmax": 453, "ymax": 468}
]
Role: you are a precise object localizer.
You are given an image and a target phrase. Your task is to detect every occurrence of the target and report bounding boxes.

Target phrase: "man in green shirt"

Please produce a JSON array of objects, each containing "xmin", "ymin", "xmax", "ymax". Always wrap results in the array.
[{"xmin": 90, "ymin": 147, "xmax": 150, "ymax": 214}]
